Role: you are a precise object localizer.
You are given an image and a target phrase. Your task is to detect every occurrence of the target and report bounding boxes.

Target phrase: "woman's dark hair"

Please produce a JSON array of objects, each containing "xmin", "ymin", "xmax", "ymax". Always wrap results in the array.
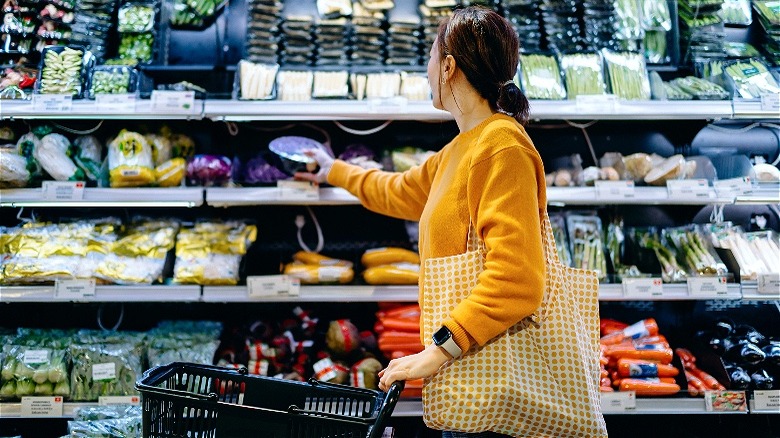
[{"xmin": 437, "ymin": 6, "xmax": 530, "ymax": 125}]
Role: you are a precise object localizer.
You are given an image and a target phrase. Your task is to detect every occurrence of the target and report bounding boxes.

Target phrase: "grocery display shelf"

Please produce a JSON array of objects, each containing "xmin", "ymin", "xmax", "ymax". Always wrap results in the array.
[
  {"xmin": 598, "ymin": 283, "xmax": 743, "ymax": 301},
  {"xmin": 739, "ymin": 282, "xmax": 780, "ymax": 301},
  {"xmin": 0, "ymin": 188, "xmax": 204, "ymax": 208},
  {"xmin": 732, "ymin": 99, "xmax": 780, "ymax": 120},
  {"xmin": 0, "ymin": 99, "xmax": 203, "ymax": 120},
  {"xmin": 205, "ymin": 187, "xmax": 357, "ymax": 206},
  {"xmin": 201, "ymin": 285, "xmax": 418, "ymax": 303},
  {"xmin": 529, "ymin": 100, "xmax": 735, "ymax": 121},
  {"xmin": 0, "ymin": 285, "xmax": 202, "ymax": 302},
  {"xmin": 0, "ymin": 402, "xmax": 99, "ymax": 418},
  {"xmin": 204, "ymin": 100, "xmax": 451, "ymax": 121}
]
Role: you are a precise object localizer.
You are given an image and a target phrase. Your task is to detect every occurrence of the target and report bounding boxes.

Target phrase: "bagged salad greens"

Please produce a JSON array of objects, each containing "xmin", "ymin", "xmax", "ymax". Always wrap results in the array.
[{"xmin": 69, "ymin": 331, "xmax": 145, "ymax": 401}]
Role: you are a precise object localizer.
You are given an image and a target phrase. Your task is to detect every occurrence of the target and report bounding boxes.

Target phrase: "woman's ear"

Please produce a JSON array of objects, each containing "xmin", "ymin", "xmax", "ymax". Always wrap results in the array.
[{"xmin": 443, "ymin": 55, "xmax": 456, "ymax": 81}]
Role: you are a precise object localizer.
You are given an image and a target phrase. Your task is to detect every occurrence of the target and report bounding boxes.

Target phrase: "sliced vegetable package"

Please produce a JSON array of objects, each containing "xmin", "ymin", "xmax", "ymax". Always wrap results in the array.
[
  {"xmin": 518, "ymin": 53, "xmax": 567, "ymax": 100},
  {"xmin": 237, "ymin": 60, "xmax": 278, "ymax": 100},
  {"xmin": 560, "ymin": 53, "xmax": 606, "ymax": 98},
  {"xmin": 602, "ymin": 49, "xmax": 650, "ymax": 100},
  {"xmin": 744, "ymin": 230, "xmax": 780, "ymax": 275},
  {"xmin": 566, "ymin": 213, "xmax": 608, "ymax": 281}
]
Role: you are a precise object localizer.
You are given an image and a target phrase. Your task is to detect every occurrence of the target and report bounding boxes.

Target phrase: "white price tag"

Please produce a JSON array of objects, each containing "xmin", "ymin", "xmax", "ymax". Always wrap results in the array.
[
  {"xmin": 575, "ymin": 94, "xmax": 618, "ymax": 112},
  {"xmin": 713, "ymin": 177, "xmax": 752, "ymax": 197},
  {"xmin": 687, "ymin": 276, "xmax": 728, "ymax": 297},
  {"xmin": 54, "ymin": 279, "xmax": 96, "ymax": 300},
  {"xmin": 247, "ymin": 275, "xmax": 300, "ymax": 297},
  {"xmin": 99, "ymin": 395, "xmax": 140, "ymax": 406},
  {"xmin": 595, "ymin": 180, "xmax": 635, "ymax": 199},
  {"xmin": 761, "ymin": 93, "xmax": 780, "ymax": 112},
  {"xmin": 704, "ymin": 390, "xmax": 747, "ymax": 412},
  {"xmin": 33, "ymin": 94, "xmax": 73, "ymax": 112},
  {"xmin": 95, "ymin": 93, "xmax": 137, "ymax": 112},
  {"xmin": 23, "ymin": 349, "xmax": 50, "ymax": 365},
  {"xmin": 150, "ymin": 90, "xmax": 196, "ymax": 112},
  {"xmin": 21, "ymin": 397, "xmax": 64, "ymax": 417},
  {"xmin": 753, "ymin": 390, "xmax": 780, "ymax": 412},
  {"xmin": 367, "ymin": 96, "xmax": 408, "ymax": 113},
  {"xmin": 93, "ymin": 362, "xmax": 117, "ymax": 381},
  {"xmin": 667, "ymin": 179, "xmax": 711, "ymax": 199},
  {"xmin": 622, "ymin": 277, "xmax": 663, "ymax": 298},
  {"xmin": 600, "ymin": 391, "xmax": 636, "ymax": 412},
  {"xmin": 42, "ymin": 181, "xmax": 85, "ymax": 201},
  {"xmin": 758, "ymin": 273, "xmax": 780, "ymax": 296},
  {"xmin": 277, "ymin": 180, "xmax": 319, "ymax": 201}
]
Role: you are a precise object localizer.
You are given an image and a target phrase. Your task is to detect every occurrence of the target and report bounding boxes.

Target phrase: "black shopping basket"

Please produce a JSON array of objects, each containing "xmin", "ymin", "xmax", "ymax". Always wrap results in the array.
[{"xmin": 136, "ymin": 362, "xmax": 404, "ymax": 438}]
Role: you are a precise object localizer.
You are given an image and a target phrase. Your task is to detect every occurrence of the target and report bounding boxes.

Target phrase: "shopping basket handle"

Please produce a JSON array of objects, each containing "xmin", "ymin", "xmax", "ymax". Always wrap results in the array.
[{"xmin": 371, "ymin": 380, "xmax": 405, "ymax": 438}]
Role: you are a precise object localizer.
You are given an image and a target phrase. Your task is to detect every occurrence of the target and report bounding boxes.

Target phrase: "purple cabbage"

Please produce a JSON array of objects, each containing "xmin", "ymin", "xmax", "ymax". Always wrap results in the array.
[
  {"xmin": 186, "ymin": 154, "xmax": 232, "ymax": 187},
  {"xmin": 243, "ymin": 155, "xmax": 288, "ymax": 184}
]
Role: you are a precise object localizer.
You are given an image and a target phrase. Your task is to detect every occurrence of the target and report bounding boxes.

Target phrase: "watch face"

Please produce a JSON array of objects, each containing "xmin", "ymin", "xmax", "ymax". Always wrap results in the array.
[{"xmin": 432, "ymin": 327, "xmax": 451, "ymax": 345}]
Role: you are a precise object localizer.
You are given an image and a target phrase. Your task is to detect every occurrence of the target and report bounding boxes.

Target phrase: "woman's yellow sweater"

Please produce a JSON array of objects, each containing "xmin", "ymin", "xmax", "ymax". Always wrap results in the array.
[{"xmin": 328, "ymin": 113, "xmax": 547, "ymax": 352}]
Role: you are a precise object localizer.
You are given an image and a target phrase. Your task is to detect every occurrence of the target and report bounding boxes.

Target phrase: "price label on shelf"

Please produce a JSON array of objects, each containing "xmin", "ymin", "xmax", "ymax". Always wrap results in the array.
[
  {"xmin": 713, "ymin": 177, "xmax": 752, "ymax": 197},
  {"xmin": 277, "ymin": 180, "xmax": 319, "ymax": 201},
  {"xmin": 622, "ymin": 277, "xmax": 663, "ymax": 298},
  {"xmin": 21, "ymin": 397, "xmax": 64, "ymax": 417},
  {"xmin": 753, "ymin": 390, "xmax": 780, "ymax": 412},
  {"xmin": 761, "ymin": 93, "xmax": 780, "ymax": 112},
  {"xmin": 247, "ymin": 275, "xmax": 300, "ymax": 298},
  {"xmin": 595, "ymin": 180, "xmax": 635, "ymax": 199},
  {"xmin": 687, "ymin": 276, "xmax": 728, "ymax": 297},
  {"xmin": 666, "ymin": 179, "xmax": 711, "ymax": 199},
  {"xmin": 150, "ymin": 90, "xmax": 195, "ymax": 112},
  {"xmin": 575, "ymin": 94, "xmax": 618, "ymax": 113},
  {"xmin": 99, "ymin": 396, "xmax": 140, "ymax": 406},
  {"xmin": 600, "ymin": 391, "xmax": 635, "ymax": 412},
  {"xmin": 42, "ymin": 181, "xmax": 85, "ymax": 201},
  {"xmin": 95, "ymin": 93, "xmax": 137, "ymax": 112},
  {"xmin": 757, "ymin": 273, "xmax": 780, "ymax": 296},
  {"xmin": 54, "ymin": 279, "xmax": 96, "ymax": 300},
  {"xmin": 704, "ymin": 390, "xmax": 747, "ymax": 412},
  {"xmin": 33, "ymin": 94, "xmax": 73, "ymax": 112},
  {"xmin": 367, "ymin": 96, "xmax": 408, "ymax": 113}
]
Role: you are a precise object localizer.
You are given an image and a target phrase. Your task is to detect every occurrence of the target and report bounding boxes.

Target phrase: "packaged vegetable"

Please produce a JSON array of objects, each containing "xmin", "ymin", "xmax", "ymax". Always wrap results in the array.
[
  {"xmin": 566, "ymin": 213, "xmax": 607, "ymax": 281},
  {"xmin": 361, "ymin": 247, "xmax": 419, "ymax": 267},
  {"xmin": 663, "ymin": 225, "xmax": 728, "ymax": 276},
  {"xmin": 145, "ymin": 134, "xmax": 172, "ymax": 166},
  {"xmin": 72, "ymin": 135, "xmax": 103, "ymax": 182},
  {"xmin": 630, "ymin": 227, "xmax": 687, "ymax": 282},
  {"xmin": 154, "ymin": 158, "xmax": 186, "ymax": 187},
  {"xmin": 293, "ymin": 251, "xmax": 353, "ymax": 268},
  {"xmin": 67, "ymin": 416, "xmax": 142, "ymax": 437},
  {"xmin": 363, "ymin": 264, "xmax": 419, "ymax": 285},
  {"xmin": 549, "ymin": 214, "xmax": 572, "ymax": 266},
  {"xmin": 0, "ymin": 149, "xmax": 30, "ymax": 187},
  {"xmin": 242, "ymin": 155, "xmax": 288, "ymax": 184},
  {"xmin": 34, "ymin": 133, "xmax": 84, "ymax": 181},
  {"xmin": 669, "ymin": 76, "xmax": 728, "ymax": 100},
  {"xmin": 518, "ymin": 53, "xmax": 566, "ymax": 100},
  {"xmin": 173, "ymin": 222, "xmax": 257, "ymax": 285},
  {"xmin": 602, "ymin": 49, "xmax": 651, "ymax": 100},
  {"xmin": 622, "ymin": 153, "xmax": 653, "ymax": 182},
  {"xmin": 69, "ymin": 341, "xmax": 143, "ymax": 401},
  {"xmin": 238, "ymin": 60, "xmax": 278, "ymax": 100},
  {"xmin": 117, "ymin": 3, "xmax": 156, "ymax": 33},
  {"xmin": 284, "ymin": 263, "xmax": 354, "ymax": 284},
  {"xmin": 721, "ymin": 0, "xmax": 752, "ymax": 26},
  {"xmin": 643, "ymin": 154, "xmax": 686, "ymax": 186},
  {"xmin": 108, "ymin": 130, "xmax": 154, "ymax": 187},
  {"xmin": 0, "ymin": 346, "xmax": 69, "ymax": 400},
  {"xmin": 560, "ymin": 53, "xmax": 606, "ymax": 98},
  {"xmin": 724, "ymin": 58, "xmax": 780, "ymax": 99},
  {"xmin": 16, "ymin": 133, "xmax": 43, "ymax": 182},
  {"xmin": 186, "ymin": 154, "xmax": 232, "ymax": 186},
  {"xmin": 38, "ymin": 47, "xmax": 86, "ymax": 96}
]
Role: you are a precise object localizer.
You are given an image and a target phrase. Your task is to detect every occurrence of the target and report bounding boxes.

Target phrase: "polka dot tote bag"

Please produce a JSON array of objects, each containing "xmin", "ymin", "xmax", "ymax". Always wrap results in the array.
[{"xmin": 421, "ymin": 213, "xmax": 607, "ymax": 437}]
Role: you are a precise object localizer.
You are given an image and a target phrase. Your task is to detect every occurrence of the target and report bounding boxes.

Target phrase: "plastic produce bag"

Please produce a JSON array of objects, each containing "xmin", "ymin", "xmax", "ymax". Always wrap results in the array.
[
  {"xmin": 721, "ymin": 0, "xmax": 752, "ymax": 26},
  {"xmin": 518, "ymin": 53, "xmax": 566, "ymax": 100},
  {"xmin": 242, "ymin": 155, "xmax": 288, "ymax": 184},
  {"xmin": 117, "ymin": 3, "xmax": 156, "ymax": 33},
  {"xmin": 69, "ymin": 341, "xmax": 144, "ymax": 401},
  {"xmin": 602, "ymin": 49, "xmax": 651, "ymax": 100},
  {"xmin": 0, "ymin": 148, "xmax": 30, "ymax": 188},
  {"xmin": 566, "ymin": 213, "xmax": 607, "ymax": 281},
  {"xmin": 186, "ymin": 154, "xmax": 232, "ymax": 186},
  {"xmin": 670, "ymin": 76, "xmax": 729, "ymax": 100},
  {"xmin": 73, "ymin": 404, "xmax": 142, "ymax": 421},
  {"xmin": 154, "ymin": 158, "xmax": 186, "ymax": 187},
  {"xmin": 560, "ymin": 53, "xmax": 606, "ymax": 98},
  {"xmin": 67, "ymin": 416, "xmax": 142, "ymax": 438},
  {"xmin": 15, "ymin": 133, "xmax": 43, "ymax": 181},
  {"xmin": 72, "ymin": 135, "xmax": 104, "ymax": 182},
  {"xmin": 107, "ymin": 130, "xmax": 154, "ymax": 187},
  {"xmin": 145, "ymin": 134, "xmax": 172, "ymax": 166},
  {"xmin": 663, "ymin": 225, "xmax": 728, "ymax": 277},
  {"xmin": 34, "ymin": 133, "xmax": 83, "ymax": 181},
  {"xmin": 0, "ymin": 346, "xmax": 69, "ymax": 400}
]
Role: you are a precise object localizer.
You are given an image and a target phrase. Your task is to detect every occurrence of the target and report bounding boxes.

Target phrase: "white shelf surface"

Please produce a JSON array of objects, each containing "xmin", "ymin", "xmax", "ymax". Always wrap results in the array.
[
  {"xmin": 0, "ymin": 99, "xmax": 203, "ymax": 120},
  {"xmin": 204, "ymin": 100, "xmax": 452, "ymax": 121},
  {"xmin": 598, "ymin": 283, "xmax": 742, "ymax": 301},
  {"xmin": 0, "ymin": 285, "xmax": 202, "ymax": 302},
  {"xmin": 206, "ymin": 187, "xmax": 358, "ymax": 206},
  {"xmin": 0, "ymin": 188, "xmax": 204, "ymax": 207},
  {"xmin": 202, "ymin": 285, "xmax": 419, "ymax": 302},
  {"xmin": 739, "ymin": 282, "xmax": 780, "ymax": 301},
  {"xmin": 732, "ymin": 100, "xmax": 780, "ymax": 120},
  {"xmin": 547, "ymin": 186, "xmax": 730, "ymax": 206},
  {"xmin": 530, "ymin": 100, "xmax": 734, "ymax": 120}
]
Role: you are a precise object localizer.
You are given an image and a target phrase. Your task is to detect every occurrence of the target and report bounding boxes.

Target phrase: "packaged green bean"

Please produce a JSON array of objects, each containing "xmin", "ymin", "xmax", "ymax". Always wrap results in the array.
[
  {"xmin": 560, "ymin": 53, "xmax": 606, "ymax": 98},
  {"xmin": 670, "ymin": 76, "xmax": 729, "ymax": 100},
  {"xmin": 518, "ymin": 53, "xmax": 566, "ymax": 100},
  {"xmin": 602, "ymin": 49, "xmax": 651, "ymax": 100}
]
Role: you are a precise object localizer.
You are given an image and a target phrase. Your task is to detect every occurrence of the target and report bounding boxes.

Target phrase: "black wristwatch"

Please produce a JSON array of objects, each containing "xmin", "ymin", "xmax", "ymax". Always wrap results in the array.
[{"xmin": 432, "ymin": 326, "xmax": 463, "ymax": 358}]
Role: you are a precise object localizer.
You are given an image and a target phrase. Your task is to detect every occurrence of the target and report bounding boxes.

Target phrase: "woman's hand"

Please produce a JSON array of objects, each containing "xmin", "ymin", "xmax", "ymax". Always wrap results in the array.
[
  {"xmin": 294, "ymin": 148, "xmax": 334, "ymax": 184},
  {"xmin": 378, "ymin": 344, "xmax": 450, "ymax": 392}
]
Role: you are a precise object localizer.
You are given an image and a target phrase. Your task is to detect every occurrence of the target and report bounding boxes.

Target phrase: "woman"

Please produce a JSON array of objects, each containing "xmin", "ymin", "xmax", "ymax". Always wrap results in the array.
[{"xmin": 298, "ymin": 6, "xmax": 548, "ymax": 438}]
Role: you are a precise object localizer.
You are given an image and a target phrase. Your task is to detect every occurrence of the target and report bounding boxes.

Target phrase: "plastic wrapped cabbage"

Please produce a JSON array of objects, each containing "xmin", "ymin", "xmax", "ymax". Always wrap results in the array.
[
  {"xmin": 108, "ymin": 130, "xmax": 155, "ymax": 187},
  {"xmin": 186, "ymin": 154, "xmax": 232, "ymax": 187}
]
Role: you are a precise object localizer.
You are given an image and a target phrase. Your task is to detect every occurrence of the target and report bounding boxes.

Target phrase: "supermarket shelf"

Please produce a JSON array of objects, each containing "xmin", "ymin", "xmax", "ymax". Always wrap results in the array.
[
  {"xmin": 391, "ymin": 398, "xmax": 748, "ymax": 417},
  {"xmin": 530, "ymin": 100, "xmax": 734, "ymax": 121},
  {"xmin": 202, "ymin": 285, "xmax": 419, "ymax": 302},
  {"xmin": 206, "ymin": 187, "xmax": 358, "ymax": 206},
  {"xmin": 546, "ymin": 186, "xmax": 728, "ymax": 206},
  {"xmin": 0, "ymin": 99, "xmax": 203, "ymax": 120},
  {"xmin": 740, "ymin": 282, "xmax": 780, "ymax": 301},
  {"xmin": 0, "ymin": 402, "xmax": 99, "ymax": 418},
  {"xmin": 204, "ymin": 100, "xmax": 451, "ymax": 121},
  {"xmin": 732, "ymin": 100, "xmax": 780, "ymax": 120},
  {"xmin": 0, "ymin": 285, "xmax": 202, "ymax": 302},
  {"xmin": 0, "ymin": 188, "xmax": 204, "ymax": 208},
  {"xmin": 597, "ymin": 283, "xmax": 742, "ymax": 301},
  {"xmin": 734, "ymin": 183, "xmax": 780, "ymax": 205}
]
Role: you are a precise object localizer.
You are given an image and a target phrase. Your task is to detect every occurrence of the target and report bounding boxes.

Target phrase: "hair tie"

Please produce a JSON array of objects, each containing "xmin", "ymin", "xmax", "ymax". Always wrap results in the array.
[{"xmin": 501, "ymin": 80, "xmax": 515, "ymax": 88}]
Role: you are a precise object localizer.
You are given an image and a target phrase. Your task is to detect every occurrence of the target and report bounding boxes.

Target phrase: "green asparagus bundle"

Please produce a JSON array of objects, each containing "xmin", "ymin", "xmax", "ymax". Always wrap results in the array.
[
  {"xmin": 663, "ymin": 226, "xmax": 728, "ymax": 276},
  {"xmin": 663, "ymin": 81, "xmax": 694, "ymax": 100},
  {"xmin": 723, "ymin": 58, "xmax": 780, "ymax": 99},
  {"xmin": 670, "ymin": 76, "xmax": 729, "ymax": 99},
  {"xmin": 560, "ymin": 53, "xmax": 606, "ymax": 98},
  {"xmin": 633, "ymin": 228, "xmax": 688, "ymax": 283},
  {"xmin": 644, "ymin": 30, "xmax": 668, "ymax": 64},
  {"xmin": 602, "ymin": 50, "xmax": 651, "ymax": 100},
  {"xmin": 566, "ymin": 214, "xmax": 607, "ymax": 281},
  {"xmin": 518, "ymin": 53, "xmax": 567, "ymax": 100}
]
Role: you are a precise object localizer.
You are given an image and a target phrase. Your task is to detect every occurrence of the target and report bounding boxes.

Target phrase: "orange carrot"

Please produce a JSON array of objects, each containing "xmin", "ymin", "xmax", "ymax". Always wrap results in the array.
[
  {"xmin": 617, "ymin": 359, "xmax": 680, "ymax": 377},
  {"xmin": 619, "ymin": 379, "xmax": 680, "ymax": 396},
  {"xmin": 690, "ymin": 368, "xmax": 724, "ymax": 390},
  {"xmin": 381, "ymin": 319, "xmax": 421, "ymax": 332},
  {"xmin": 604, "ymin": 344, "xmax": 674, "ymax": 364}
]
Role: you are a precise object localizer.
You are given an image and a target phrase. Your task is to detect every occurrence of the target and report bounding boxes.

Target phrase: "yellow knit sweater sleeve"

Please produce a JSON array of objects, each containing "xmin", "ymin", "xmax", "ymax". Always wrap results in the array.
[
  {"xmin": 327, "ymin": 155, "xmax": 440, "ymax": 221},
  {"xmin": 443, "ymin": 124, "xmax": 547, "ymax": 350}
]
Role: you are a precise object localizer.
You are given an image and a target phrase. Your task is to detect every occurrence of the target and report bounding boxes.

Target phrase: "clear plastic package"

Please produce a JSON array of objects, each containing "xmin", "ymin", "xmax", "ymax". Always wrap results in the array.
[
  {"xmin": 117, "ymin": 3, "xmax": 156, "ymax": 33},
  {"xmin": 276, "ymin": 70, "xmax": 313, "ymax": 100},
  {"xmin": 518, "ymin": 53, "xmax": 566, "ymax": 100},
  {"xmin": 87, "ymin": 65, "xmax": 137, "ymax": 98},
  {"xmin": 560, "ymin": 53, "xmax": 606, "ymax": 98},
  {"xmin": 602, "ymin": 49, "xmax": 650, "ymax": 100},
  {"xmin": 236, "ymin": 60, "xmax": 278, "ymax": 100},
  {"xmin": 565, "ymin": 213, "xmax": 607, "ymax": 281},
  {"xmin": 663, "ymin": 225, "xmax": 728, "ymax": 277},
  {"xmin": 723, "ymin": 58, "xmax": 780, "ymax": 99}
]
